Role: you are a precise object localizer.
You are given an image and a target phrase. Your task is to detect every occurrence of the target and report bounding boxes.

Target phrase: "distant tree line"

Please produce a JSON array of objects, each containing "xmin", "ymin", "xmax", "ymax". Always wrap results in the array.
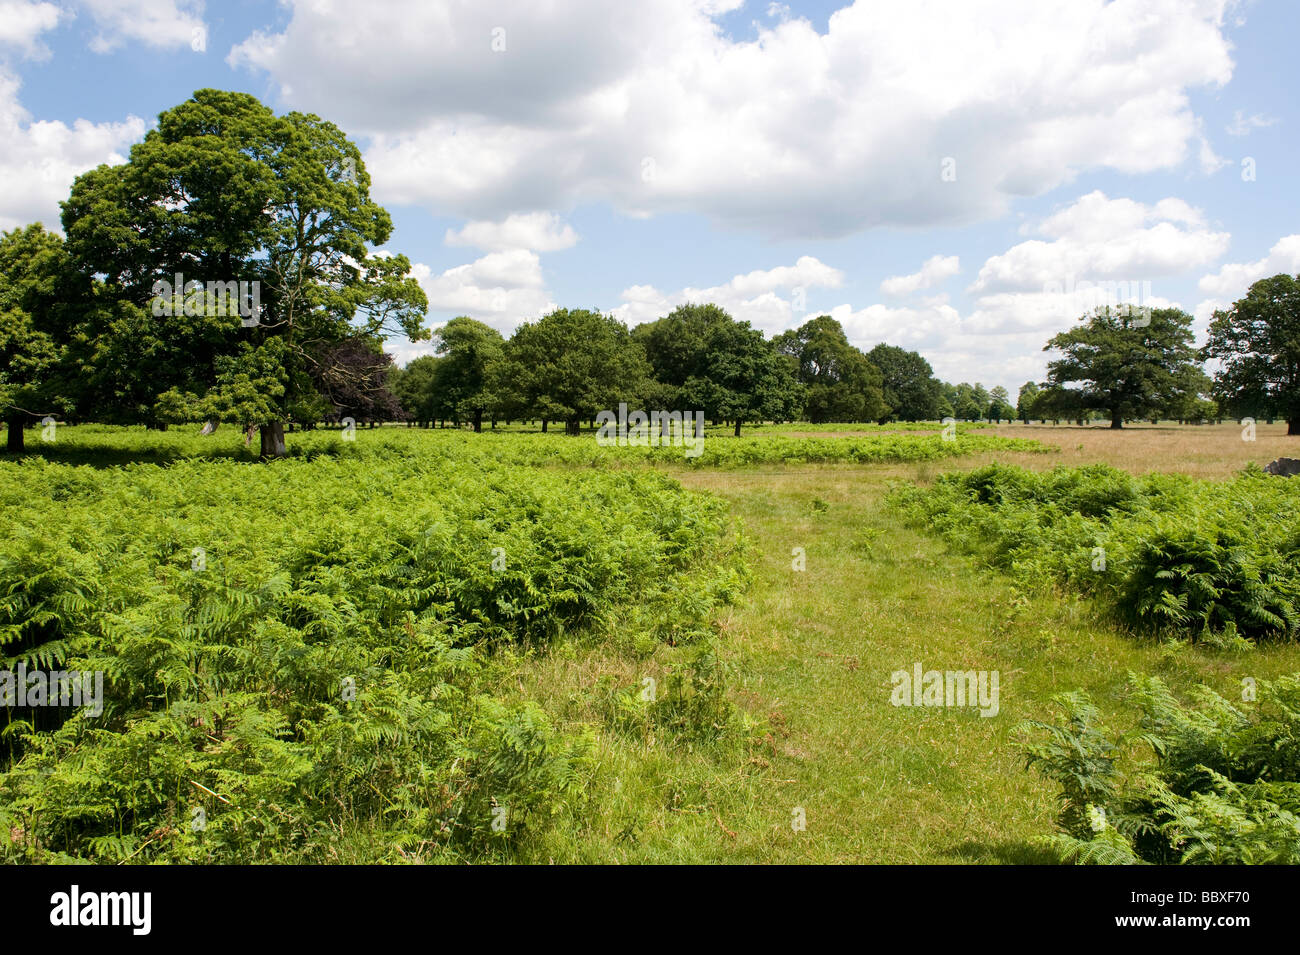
[
  {"xmin": 389, "ymin": 279, "xmax": 1300, "ymax": 438},
  {"xmin": 389, "ymin": 305, "xmax": 982, "ymax": 437},
  {"xmin": 3, "ymin": 89, "xmax": 1297, "ymax": 456},
  {"xmin": 1019, "ymin": 291, "xmax": 1299, "ymax": 433}
]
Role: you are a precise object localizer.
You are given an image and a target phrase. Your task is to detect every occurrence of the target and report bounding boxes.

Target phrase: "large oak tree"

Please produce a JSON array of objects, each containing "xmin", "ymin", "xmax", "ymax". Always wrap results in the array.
[
  {"xmin": 1042, "ymin": 305, "xmax": 1201, "ymax": 429},
  {"xmin": 60, "ymin": 89, "xmax": 428, "ymax": 456}
]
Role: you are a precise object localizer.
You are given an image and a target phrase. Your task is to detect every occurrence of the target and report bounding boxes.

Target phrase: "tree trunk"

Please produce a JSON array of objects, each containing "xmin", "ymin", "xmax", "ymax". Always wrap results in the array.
[
  {"xmin": 565, "ymin": 416, "xmax": 580, "ymax": 436},
  {"xmin": 260, "ymin": 421, "xmax": 286, "ymax": 459},
  {"xmin": 473, "ymin": 409, "xmax": 483, "ymax": 433},
  {"xmin": 541, "ymin": 419, "xmax": 548, "ymax": 433},
  {"xmin": 733, "ymin": 419, "xmax": 742, "ymax": 437},
  {"xmin": 6, "ymin": 416, "xmax": 23, "ymax": 454},
  {"xmin": 1289, "ymin": 418, "xmax": 1299, "ymax": 436},
  {"xmin": 1110, "ymin": 411, "xmax": 1123, "ymax": 429}
]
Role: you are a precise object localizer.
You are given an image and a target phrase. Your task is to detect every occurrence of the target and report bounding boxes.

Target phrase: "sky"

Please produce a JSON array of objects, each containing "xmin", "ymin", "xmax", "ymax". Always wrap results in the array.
[{"xmin": 2, "ymin": 0, "xmax": 1297, "ymax": 395}]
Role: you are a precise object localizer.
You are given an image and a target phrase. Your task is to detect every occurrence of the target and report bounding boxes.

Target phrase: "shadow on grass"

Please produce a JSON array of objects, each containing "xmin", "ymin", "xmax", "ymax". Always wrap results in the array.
[
  {"xmin": 0, "ymin": 441, "xmax": 356, "ymax": 469},
  {"xmin": 945, "ymin": 839, "xmax": 1063, "ymax": 865},
  {"xmin": 2, "ymin": 446, "xmax": 250, "ymax": 467}
]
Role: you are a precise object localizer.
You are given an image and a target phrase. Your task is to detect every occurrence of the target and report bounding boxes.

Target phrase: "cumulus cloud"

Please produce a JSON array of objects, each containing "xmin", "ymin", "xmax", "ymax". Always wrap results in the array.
[
  {"xmin": 229, "ymin": 0, "xmax": 1236, "ymax": 238},
  {"xmin": 609, "ymin": 255, "xmax": 843, "ymax": 332},
  {"xmin": 0, "ymin": 1, "xmax": 62, "ymax": 58},
  {"xmin": 444, "ymin": 212, "xmax": 578, "ymax": 252},
  {"xmin": 411, "ymin": 250, "xmax": 555, "ymax": 323},
  {"xmin": 809, "ymin": 189, "xmax": 1227, "ymax": 388},
  {"xmin": 971, "ymin": 190, "xmax": 1229, "ymax": 294},
  {"xmin": 881, "ymin": 255, "xmax": 960, "ymax": 296},
  {"xmin": 1197, "ymin": 234, "xmax": 1300, "ymax": 298},
  {"xmin": 80, "ymin": 0, "xmax": 207, "ymax": 53},
  {"xmin": 0, "ymin": 70, "xmax": 146, "ymax": 232}
]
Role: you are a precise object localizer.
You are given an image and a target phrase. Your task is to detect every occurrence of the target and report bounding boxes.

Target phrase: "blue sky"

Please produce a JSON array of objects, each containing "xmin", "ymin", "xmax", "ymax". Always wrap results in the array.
[{"xmin": 2, "ymin": 0, "xmax": 1296, "ymax": 394}]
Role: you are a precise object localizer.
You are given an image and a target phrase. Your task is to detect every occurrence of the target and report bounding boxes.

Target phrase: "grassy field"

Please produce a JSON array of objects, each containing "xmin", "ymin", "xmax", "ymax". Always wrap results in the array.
[
  {"xmin": 506, "ymin": 421, "xmax": 1300, "ymax": 862},
  {"xmin": 3, "ymin": 421, "xmax": 1296, "ymax": 863}
]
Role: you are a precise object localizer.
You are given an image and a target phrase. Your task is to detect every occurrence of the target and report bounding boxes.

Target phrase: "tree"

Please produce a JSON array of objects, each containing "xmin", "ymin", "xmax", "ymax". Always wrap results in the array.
[
  {"xmin": 772, "ymin": 315, "xmax": 886, "ymax": 422},
  {"xmin": 1162, "ymin": 364, "xmax": 1216, "ymax": 424},
  {"xmin": 945, "ymin": 382, "xmax": 988, "ymax": 421},
  {"xmin": 391, "ymin": 355, "xmax": 445, "ymax": 426},
  {"xmin": 1203, "ymin": 273, "xmax": 1300, "ymax": 435},
  {"xmin": 867, "ymin": 344, "xmax": 944, "ymax": 421},
  {"xmin": 309, "ymin": 337, "xmax": 404, "ymax": 425},
  {"xmin": 0, "ymin": 224, "xmax": 87, "ymax": 453},
  {"xmin": 1016, "ymin": 381, "xmax": 1040, "ymax": 422},
  {"xmin": 61, "ymin": 89, "xmax": 428, "ymax": 457},
  {"xmin": 987, "ymin": 385, "xmax": 1015, "ymax": 423},
  {"xmin": 431, "ymin": 316, "xmax": 504, "ymax": 432},
  {"xmin": 505, "ymin": 308, "xmax": 648, "ymax": 435},
  {"xmin": 953, "ymin": 394, "xmax": 983, "ymax": 421},
  {"xmin": 1042, "ymin": 306, "xmax": 1202, "ymax": 429},
  {"xmin": 1031, "ymin": 385, "xmax": 1086, "ymax": 424},
  {"xmin": 633, "ymin": 303, "xmax": 802, "ymax": 435}
]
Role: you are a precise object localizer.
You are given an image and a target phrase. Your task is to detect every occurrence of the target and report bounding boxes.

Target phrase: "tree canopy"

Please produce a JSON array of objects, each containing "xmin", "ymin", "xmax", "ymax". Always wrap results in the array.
[
  {"xmin": 1204, "ymin": 273, "xmax": 1300, "ymax": 434},
  {"xmin": 501, "ymin": 308, "xmax": 649, "ymax": 434},
  {"xmin": 868, "ymin": 344, "xmax": 945, "ymax": 421},
  {"xmin": 1042, "ymin": 305, "xmax": 1200, "ymax": 429},
  {"xmin": 772, "ymin": 315, "xmax": 886, "ymax": 423},
  {"xmin": 60, "ymin": 88, "xmax": 428, "ymax": 456}
]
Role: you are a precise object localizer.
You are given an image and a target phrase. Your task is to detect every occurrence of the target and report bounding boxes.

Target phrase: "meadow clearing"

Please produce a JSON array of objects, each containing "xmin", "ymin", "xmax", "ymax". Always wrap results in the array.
[{"xmin": 3, "ymin": 420, "xmax": 1296, "ymax": 864}]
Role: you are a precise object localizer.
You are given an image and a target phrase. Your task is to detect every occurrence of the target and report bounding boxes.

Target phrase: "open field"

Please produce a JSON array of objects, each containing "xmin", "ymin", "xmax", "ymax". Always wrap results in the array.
[
  {"xmin": 982, "ymin": 420, "xmax": 1295, "ymax": 480},
  {"xmin": 4, "ymin": 421, "xmax": 1296, "ymax": 863}
]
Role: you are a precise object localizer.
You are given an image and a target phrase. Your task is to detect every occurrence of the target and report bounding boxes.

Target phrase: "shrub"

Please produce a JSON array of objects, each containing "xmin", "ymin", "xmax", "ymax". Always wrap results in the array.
[
  {"xmin": 1021, "ymin": 674, "xmax": 1300, "ymax": 864},
  {"xmin": 890, "ymin": 464, "xmax": 1300, "ymax": 641}
]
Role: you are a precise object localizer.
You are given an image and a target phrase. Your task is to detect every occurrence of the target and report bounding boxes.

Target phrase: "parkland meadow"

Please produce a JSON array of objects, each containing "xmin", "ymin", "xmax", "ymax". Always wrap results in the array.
[
  {"xmin": 4, "ymin": 421, "xmax": 1297, "ymax": 864},
  {"xmin": 4, "ymin": 86, "xmax": 1298, "ymax": 868}
]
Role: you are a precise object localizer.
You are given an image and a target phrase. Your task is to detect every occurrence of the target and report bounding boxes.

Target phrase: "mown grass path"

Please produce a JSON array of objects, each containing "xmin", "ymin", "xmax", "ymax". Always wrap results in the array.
[{"xmin": 635, "ymin": 463, "xmax": 1300, "ymax": 863}]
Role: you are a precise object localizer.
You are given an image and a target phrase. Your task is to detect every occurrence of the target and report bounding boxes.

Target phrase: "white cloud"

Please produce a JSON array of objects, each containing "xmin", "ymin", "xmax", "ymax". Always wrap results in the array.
[
  {"xmin": 0, "ymin": 70, "xmax": 146, "ymax": 233},
  {"xmin": 972, "ymin": 190, "xmax": 1229, "ymax": 293},
  {"xmin": 79, "ymin": 0, "xmax": 206, "ymax": 53},
  {"xmin": 1197, "ymin": 234, "xmax": 1300, "ymax": 298},
  {"xmin": 230, "ymin": 0, "xmax": 1236, "ymax": 238},
  {"xmin": 609, "ymin": 256, "xmax": 843, "ymax": 332},
  {"xmin": 0, "ymin": 1, "xmax": 62, "ymax": 58},
  {"xmin": 411, "ymin": 249, "xmax": 556, "ymax": 325},
  {"xmin": 444, "ymin": 212, "xmax": 578, "ymax": 252},
  {"xmin": 1226, "ymin": 109, "xmax": 1277, "ymax": 136},
  {"xmin": 390, "ymin": 250, "xmax": 558, "ymax": 365},
  {"xmin": 824, "ymin": 190, "xmax": 1227, "ymax": 389},
  {"xmin": 881, "ymin": 254, "xmax": 960, "ymax": 296}
]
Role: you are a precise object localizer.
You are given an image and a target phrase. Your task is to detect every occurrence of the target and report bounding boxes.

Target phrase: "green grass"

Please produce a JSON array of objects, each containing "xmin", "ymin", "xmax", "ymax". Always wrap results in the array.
[
  {"xmin": 4, "ymin": 425, "xmax": 1297, "ymax": 863},
  {"xmin": 502, "ymin": 460, "xmax": 1300, "ymax": 862}
]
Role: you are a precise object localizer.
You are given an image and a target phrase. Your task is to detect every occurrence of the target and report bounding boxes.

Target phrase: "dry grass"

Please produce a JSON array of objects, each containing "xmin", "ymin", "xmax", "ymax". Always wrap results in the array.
[{"xmin": 987, "ymin": 420, "xmax": 1295, "ymax": 479}]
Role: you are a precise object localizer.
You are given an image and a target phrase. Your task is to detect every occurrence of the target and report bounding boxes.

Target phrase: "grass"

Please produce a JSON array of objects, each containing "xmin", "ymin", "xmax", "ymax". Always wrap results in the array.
[
  {"xmin": 984, "ymin": 420, "xmax": 1295, "ymax": 479},
  {"xmin": 5, "ymin": 420, "xmax": 1298, "ymax": 862},
  {"xmin": 507, "ymin": 423, "xmax": 1300, "ymax": 862}
]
